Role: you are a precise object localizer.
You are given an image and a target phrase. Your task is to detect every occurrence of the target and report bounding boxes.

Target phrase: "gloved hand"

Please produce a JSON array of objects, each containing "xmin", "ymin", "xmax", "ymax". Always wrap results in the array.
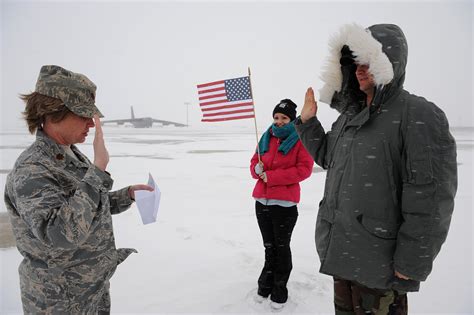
[{"xmin": 255, "ymin": 162, "xmax": 264, "ymax": 175}]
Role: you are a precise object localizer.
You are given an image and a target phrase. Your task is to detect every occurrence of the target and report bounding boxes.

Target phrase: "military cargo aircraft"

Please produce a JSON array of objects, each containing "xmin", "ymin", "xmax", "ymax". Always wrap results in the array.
[{"xmin": 101, "ymin": 106, "xmax": 187, "ymax": 128}]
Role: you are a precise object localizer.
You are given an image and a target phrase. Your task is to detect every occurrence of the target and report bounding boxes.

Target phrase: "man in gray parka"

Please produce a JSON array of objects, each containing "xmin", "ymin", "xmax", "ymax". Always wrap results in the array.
[
  {"xmin": 4, "ymin": 65, "xmax": 153, "ymax": 314},
  {"xmin": 295, "ymin": 24, "xmax": 457, "ymax": 314}
]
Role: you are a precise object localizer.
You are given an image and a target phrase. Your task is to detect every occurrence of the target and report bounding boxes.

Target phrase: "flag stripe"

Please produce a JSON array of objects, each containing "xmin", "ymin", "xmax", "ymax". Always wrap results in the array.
[
  {"xmin": 199, "ymin": 92, "xmax": 226, "ymax": 101},
  {"xmin": 197, "ymin": 83, "xmax": 225, "ymax": 93},
  {"xmin": 201, "ymin": 102, "xmax": 254, "ymax": 112},
  {"xmin": 201, "ymin": 110, "xmax": 255, "ymax": 120},
  {"xmin": 198, "ymin": 94, "xmax": 227, "ymax": 105},
  {"xmin": 197, "ymin": 80, "xmax": 225, "ymax": 88},
  {"xmin": 200, "ymin": 99, "xmax": 252, "ymax": 109},
  {"xmin": 204, "ymin": 105, "xmax": 254, "ymax": 115},
  {"xmin": 202, "ymin": 114, "xmax": 255, "ymax": 122},
  {"xmin": 199, "ymin": 98, "xmax": 231, "ymax": 106},
  {"xmin": 197, "ymin": 86, "xmax": 225, "ymax": 94},
  {"xmin": 203, "ymin": 108, "xmax": 254, "ymax": 117}
]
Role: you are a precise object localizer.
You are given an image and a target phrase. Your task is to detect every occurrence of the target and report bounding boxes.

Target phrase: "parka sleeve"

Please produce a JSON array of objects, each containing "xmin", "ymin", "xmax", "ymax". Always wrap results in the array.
[
  {"xmin": 394, "ymin": 100, "xmax": 457, "ymax": 281},
  {"xmin": 265, "ymin": 143, "xmax": 314, "ymax": 186},
  {"xmin": 8, "ymin": 163, "xmax": 113, "ymax": 250},
  {"xmin": 295, "ymin": 116, "xmax": 329, "ymax": 168},
  {"xmin": 108, "ymin": 187, "xmax": 133, "ymax": 215}
]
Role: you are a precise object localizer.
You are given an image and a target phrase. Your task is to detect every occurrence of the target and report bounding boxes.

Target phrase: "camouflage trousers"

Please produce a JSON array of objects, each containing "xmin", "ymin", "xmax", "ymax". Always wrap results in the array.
[{"xmin": 333, "ymin": 277, "xmax": 408, "ymax": 315}]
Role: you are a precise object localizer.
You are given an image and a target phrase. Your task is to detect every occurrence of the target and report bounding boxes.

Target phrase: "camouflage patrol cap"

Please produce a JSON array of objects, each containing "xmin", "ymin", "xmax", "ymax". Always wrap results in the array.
[{"xmin": 35, "ymin": 65, "xmax": 103, "ymax": 118}]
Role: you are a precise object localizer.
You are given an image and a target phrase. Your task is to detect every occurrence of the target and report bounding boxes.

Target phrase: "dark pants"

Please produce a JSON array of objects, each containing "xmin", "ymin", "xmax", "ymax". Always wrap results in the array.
[
  {"xmin": 334, "ymin": 277, "xmax": 408, "ymax": 315},
  {"xmin": 255, "ymin": 201, "xmax": 298, "ymax": 303}
]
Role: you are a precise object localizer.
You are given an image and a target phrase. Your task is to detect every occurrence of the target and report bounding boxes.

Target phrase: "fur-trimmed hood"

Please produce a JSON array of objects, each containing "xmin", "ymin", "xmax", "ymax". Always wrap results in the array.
[{"xmin": 319, "ymin": 24, "xmax": 408, "ymax": 113}]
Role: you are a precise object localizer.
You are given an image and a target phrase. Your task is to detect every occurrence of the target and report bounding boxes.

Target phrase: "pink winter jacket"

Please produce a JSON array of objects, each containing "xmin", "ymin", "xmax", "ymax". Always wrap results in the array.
[{"xmin": 250, "ymin": 135, "xmax": 314, "ymax": 203}]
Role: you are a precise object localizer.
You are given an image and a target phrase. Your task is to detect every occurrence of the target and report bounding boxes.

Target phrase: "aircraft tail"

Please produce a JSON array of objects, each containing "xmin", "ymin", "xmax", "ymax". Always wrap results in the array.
[{"xmin": 131, "ymin": 106, "xmax": 135, "ymax": 119}]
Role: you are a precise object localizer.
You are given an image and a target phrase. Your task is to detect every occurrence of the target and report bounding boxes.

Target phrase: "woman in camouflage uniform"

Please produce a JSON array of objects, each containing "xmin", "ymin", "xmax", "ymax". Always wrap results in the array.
[{"xmin": 4, "ymin": 65, "xmax": 152, "ymax": 314}]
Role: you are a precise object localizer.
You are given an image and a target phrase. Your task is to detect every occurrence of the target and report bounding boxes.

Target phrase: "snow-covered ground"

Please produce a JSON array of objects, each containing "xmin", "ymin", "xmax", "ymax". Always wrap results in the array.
[{"xmin": 0, "ymin": 125, "xmax": 472, "ymax": 314}]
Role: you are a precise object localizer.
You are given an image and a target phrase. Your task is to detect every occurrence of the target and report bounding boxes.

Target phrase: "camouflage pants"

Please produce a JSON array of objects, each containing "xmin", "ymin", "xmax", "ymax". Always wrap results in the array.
[{"xmin": 333, "ymin": 277, "xmax": 408, "ymax": 315}]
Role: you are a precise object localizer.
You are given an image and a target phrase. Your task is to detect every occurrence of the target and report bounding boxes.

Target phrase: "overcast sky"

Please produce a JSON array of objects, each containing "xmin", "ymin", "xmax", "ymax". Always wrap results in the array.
[{"xmin": 1, "ymin": 0, "xmax": 472, "ymax": 131}]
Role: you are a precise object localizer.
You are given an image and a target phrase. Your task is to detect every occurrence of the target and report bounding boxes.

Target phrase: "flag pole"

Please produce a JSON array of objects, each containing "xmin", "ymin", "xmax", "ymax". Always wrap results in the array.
[{"xmin": 248, "ymin": 67, "xmax": 261, "ymax": 163}]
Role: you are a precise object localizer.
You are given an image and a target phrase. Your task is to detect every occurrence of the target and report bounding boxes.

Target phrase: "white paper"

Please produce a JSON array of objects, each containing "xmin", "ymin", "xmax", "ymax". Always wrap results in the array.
[{"xmin": 135, "ymin": 173, "xmax": 161, "ymax": 225}]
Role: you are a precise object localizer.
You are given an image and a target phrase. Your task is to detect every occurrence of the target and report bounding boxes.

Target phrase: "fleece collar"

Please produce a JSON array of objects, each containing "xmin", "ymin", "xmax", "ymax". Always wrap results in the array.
[{"xmin": 319, "ymin": 23, "xmax": 395, "ymax": 105}]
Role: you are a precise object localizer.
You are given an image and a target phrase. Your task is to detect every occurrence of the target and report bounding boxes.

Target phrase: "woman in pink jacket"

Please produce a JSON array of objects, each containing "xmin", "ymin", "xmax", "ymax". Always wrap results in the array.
[{"xmin": 250, "ymin": 99, "xmax": 314, "ymax": 309}]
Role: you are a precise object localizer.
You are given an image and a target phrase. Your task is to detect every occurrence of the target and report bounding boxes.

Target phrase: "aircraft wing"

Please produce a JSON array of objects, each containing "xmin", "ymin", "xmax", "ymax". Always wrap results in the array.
[
  {"xmin": 101, "ymin": 119, "xmax": 135, "ymax": 124},
  {"xmin": 151, "ymin": 119, "xmax": 187, "ymax": 127}
]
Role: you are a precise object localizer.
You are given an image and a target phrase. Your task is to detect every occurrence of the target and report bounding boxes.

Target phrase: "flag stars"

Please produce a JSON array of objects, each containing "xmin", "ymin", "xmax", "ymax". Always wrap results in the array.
[{"xmin": 226, "ymin": 77, "xmax": 252, "ymax": 101}]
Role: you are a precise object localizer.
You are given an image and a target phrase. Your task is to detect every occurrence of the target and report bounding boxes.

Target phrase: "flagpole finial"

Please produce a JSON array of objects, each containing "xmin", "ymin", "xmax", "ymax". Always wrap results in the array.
[{"xmin": 248, "ymin": 67, "xmax": 251, "ymax": 76}]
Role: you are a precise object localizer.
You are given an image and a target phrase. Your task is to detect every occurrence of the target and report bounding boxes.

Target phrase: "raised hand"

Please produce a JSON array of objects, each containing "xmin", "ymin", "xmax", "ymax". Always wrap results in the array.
[
  {"xmin": 301, "ymin": 87, "xmax": 318, "ymax": 123},
  {"xmin": 93, "ymin": 115, "xmax": 109, "ymax": 171}
]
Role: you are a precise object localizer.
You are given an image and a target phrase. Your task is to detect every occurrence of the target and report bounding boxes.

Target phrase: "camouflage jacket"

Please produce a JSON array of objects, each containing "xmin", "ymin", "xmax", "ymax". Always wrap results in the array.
[{"xmin": 4, "ymin": 130, "xmax": 136, "ymax": 314}]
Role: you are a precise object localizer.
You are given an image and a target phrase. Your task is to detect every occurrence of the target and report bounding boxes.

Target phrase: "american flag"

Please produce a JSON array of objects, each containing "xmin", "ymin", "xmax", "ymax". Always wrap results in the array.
[{"xmin": 197, "ymin": 76, "xmax": 255, "ymax": 122}]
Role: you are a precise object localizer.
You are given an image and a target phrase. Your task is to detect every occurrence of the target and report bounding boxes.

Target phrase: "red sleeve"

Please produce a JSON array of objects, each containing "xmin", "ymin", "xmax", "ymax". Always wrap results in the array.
[{"xmin": 266, "ymin": 142, "xmax": 314, "ymax": 186}]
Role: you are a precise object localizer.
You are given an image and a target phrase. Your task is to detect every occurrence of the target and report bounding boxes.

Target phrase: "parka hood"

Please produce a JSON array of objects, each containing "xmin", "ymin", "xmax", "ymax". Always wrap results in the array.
[{"xmin": 319, "ymin": 23, "xmax": 408, "ymax": 113}]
